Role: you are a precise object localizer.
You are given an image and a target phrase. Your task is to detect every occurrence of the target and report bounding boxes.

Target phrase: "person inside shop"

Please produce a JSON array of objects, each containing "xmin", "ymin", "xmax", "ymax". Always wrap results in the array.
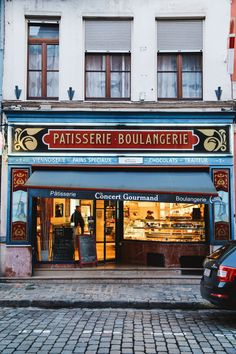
[
  {"xmin": 71, "ymin": 206, "xmax": 85, "ymax": 258},
  {"xmin": 145, "ymin": 210, "xmax": 155, "ymax": 229},
  {"xmin": 71, "ymin": 205, "xmax": 85, "ymax": 234},
  {"xmin": 146, "ymin": 210, "xmax": 154, "ymax": 220}
]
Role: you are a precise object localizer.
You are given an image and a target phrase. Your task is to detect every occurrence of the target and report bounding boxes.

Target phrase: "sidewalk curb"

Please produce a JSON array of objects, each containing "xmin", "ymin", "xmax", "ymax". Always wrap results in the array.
[
  {"xmin": 0, "ymin": 299, "xmax": 214, "ymax": 310},
  {"xmin": 0, "ymin": 277, "xmax": 201, "ymax": 285}
]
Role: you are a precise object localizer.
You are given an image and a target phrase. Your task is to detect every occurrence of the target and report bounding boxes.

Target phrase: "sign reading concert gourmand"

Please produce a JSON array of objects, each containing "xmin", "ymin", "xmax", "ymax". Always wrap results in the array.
[{"xmin": 12, "ymin": 126, "xmax": 231, "ymax": 154}]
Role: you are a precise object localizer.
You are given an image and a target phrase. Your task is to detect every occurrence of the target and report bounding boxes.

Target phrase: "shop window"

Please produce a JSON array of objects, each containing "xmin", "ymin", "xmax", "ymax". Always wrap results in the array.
[
  {"xmin": 36, "ymin": 198, "xmax": 94, "ymax": 262},
  {"xmin": 123, "ymin": 201, "xmax": 206, "ymax": 243},
  {"xmin": 85, "ymin": 54, "xmax": 131, "ymax": 99},
  {"xmin": 35, "ymin": 197, "xmax": 117, "ymax": 264},
  {"xmin": 157, "ymin": 53, "xmax": 202, "ymax": 99},
  {"xmin": 27, "ymin": 22, "xmax": 59, "ymax": 99}
]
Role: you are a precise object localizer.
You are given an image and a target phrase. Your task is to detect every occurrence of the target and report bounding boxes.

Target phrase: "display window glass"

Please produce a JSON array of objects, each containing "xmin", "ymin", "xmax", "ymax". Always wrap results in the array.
[
  {"xmin": 123, "ymin": 201, "xmax": 206, "ymax": 242},
  {"xmin": 35, "ymin": 197, "xmax": 115, "ymax": 263},
  {"xmin": 36, "ymin": 198, "xmax": 94, "ymax": 262}
]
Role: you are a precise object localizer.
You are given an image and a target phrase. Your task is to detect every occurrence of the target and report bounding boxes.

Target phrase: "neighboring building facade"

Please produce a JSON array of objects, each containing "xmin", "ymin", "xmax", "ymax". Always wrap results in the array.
[
  {"xmin": 0, "ymin": 0, "xmax": 5, "ymax": 275},
  {"xmin": 230, "ymin": 0, "xmax": 236, "ymax": 219},
  {"xmin": 1, "ymin": 0, "xmax": 235, "ymax": 276}
]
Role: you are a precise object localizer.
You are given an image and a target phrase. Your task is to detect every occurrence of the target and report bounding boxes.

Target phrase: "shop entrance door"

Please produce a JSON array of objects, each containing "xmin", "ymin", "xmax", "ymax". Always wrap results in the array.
[{"xmin": 95, "ymin": 200, "xmax": 116, "ymax": 262}]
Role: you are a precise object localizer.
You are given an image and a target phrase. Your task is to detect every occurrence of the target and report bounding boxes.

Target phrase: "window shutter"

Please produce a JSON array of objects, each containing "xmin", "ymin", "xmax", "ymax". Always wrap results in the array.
[
  {"xmin": 157, "ymin": 20, "xmax": 203, "ymax": 51},
  {"xmin": 85, "ymin": 20, "xmax": 131, "ymax": 52}
]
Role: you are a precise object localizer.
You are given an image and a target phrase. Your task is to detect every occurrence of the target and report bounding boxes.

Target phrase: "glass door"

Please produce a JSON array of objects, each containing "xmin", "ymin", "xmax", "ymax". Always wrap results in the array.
[
  {"xmin": 104, "ymin": 201, "xmax": 116, "ymax": 261},
  {"xmin": 95, "ymin": 200, "xmax": 116, "ymax": 262}
]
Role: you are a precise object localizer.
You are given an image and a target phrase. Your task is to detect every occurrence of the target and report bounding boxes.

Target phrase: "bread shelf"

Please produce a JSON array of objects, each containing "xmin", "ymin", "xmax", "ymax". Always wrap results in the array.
[{"xmin": 124, "ymin": 218, "xmax": 206, "ymax": 242}]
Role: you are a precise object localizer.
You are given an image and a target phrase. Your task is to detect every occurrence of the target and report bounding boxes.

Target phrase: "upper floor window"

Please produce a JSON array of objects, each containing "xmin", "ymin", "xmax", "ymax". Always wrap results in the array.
[
  {"xmin": 28, "ymin": 23, "xmax": 59, "ymax": 99},
  {"xmin": 157, "ymin": 53, "xmax": 202, "ymax": 99},
  {"xmin": 157, "ymin": 20, "xmax": 203, "ymax": 100},
  {"xmin": 85, "ymin": 19, "xmax": 131, "ymax": 100},
  {"xmin": 86, "ymin": 54, "xmax": 130, "ymax": 99}
]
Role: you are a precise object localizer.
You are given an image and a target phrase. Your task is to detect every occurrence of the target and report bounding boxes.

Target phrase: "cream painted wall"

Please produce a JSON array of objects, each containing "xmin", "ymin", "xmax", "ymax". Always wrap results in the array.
[{"xmin": 3, "ymin": 0, "xmax": 232, "ymax": 101}]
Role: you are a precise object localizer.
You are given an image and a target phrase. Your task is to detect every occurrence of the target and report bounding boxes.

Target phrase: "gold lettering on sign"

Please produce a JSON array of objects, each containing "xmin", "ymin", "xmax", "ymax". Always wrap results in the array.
[
  {"xmin": 183, "ymin": 133, "xmax": 188, "ymax": 145},
  {"xmin": 118, "ymin": 134, "xmax": 124, "ymax": 145},
  {"xmin": 51, "ymin": 132, "xmax": 114, "ymax": 146},
  {"xmin": 159, "ymin": 134, "xmax": 165, "ymax": 144},
  {"xmin": 75, "ymin": 134, "xmax": 82, "ymax": 144},
  {"xmin": 60, "ymin": 134, "xmax": 65, "ymax": 144},
  {"xmin": 53, "ymin": 133, "xmax": 59, "ymax": 144},
  {"xmin": 116, "ymin": 132, "xmax": 190, "ymax": 146},
  {"xmin": 83, "ymin": 134, "xmax": 89, "ymax": 144},
  {"xmin": 43, "ymin": 130, "xmax": 199, "ymax": 149},
  {"xmin": 146, "ymin": 134, "xmax": 152, "ymax": 144}
]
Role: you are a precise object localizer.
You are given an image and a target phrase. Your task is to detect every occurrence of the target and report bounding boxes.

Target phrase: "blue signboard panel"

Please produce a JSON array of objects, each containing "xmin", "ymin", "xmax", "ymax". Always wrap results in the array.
[
  {"xmin": 29, "ymin": 188, "xmax": 212, "ymax": 204},
  {"xmin": 8, "ymin": 155, "xmax": 233, "ymax": 166}
]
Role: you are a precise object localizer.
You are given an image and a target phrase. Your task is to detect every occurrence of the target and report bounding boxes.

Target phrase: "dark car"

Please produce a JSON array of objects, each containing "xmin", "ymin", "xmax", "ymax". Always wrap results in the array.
[{"xmin": 200, "ymin": 241, "xmax": 236, "ymax": 307}]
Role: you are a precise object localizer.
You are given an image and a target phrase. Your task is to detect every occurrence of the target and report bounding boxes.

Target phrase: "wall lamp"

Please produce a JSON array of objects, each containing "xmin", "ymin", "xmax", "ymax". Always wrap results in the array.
[
  {"xmin": 67, "ymin": 87, "xmax": 75, "ymax": 100},
  {"xmin": 15, "ymin": 85, "xmax": 22, "ymax": 100},
  {"xmin": 215, "ymin": 86, "xmax": 222, "ymax": 101}
]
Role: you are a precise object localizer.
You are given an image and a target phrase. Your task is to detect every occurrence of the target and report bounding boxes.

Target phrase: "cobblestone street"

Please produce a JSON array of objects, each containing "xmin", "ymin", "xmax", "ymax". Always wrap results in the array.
[{"xmin": 0, "ymin": 308, "xmax": 236, "ymax": 354}]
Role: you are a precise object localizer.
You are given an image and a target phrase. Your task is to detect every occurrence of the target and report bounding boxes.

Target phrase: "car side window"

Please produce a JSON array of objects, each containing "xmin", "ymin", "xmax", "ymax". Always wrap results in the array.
[
  {"xmin": 208, "ymin": 244, "xmax": 231, "ymax": 260},
  {"xmin": 221, "ymin": 248, "xmax": 236, "ymax": 267}
]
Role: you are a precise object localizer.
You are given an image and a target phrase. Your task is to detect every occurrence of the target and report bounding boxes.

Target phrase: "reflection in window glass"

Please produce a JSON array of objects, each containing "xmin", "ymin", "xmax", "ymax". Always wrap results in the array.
[
  {"xmin": 29, "ymin": 25, "xmax": 59, "ymax": 39},
  {"xmin": 182, "ymin": 54, "xmax": 201, "ymax": 71},
  {"xmin": 157, "ymin": 53, "xmax": 202, "ymax": 99},
  {"xmin": 29, "ymin": 45, "xmax": 42, "ymax": 70},
  {"xmin": 12, "ymin": 190, "xmax": 27, "ymax": 223},
  {"xmin": 157, "ymin": 55, "xmax": 177, "ymax": 71},
  {"xmin": 28, "ymin": 24, "xmax": 59, "ymax": 98},
  {"xmin": 214, "ymin": 191, "xmax": 229, "ymax": 223},
  {"xmin": 86, "ymin": 55, "xmax": 106, "ymax": 70},
  {"xmin": 182, "ymin": 72, "xmax": 202, "ymax": 98},
  {"xmin": 47, "ymin": 45, "xmax": 59, "ymax": 70},
  {"xmin": 158, "ymin": 73, "xmax": 177, "ymax": 98},
  {"xmin": 86, "ymin": 72, "xmax": 106, "ymax": 97},
  {"xmin": 47, "ymin": 72, "xmax": 59, "ymax": 97},
  {"xmin": 111, "ymin": 55, "xmax": 131, "ymax": 71},
  {"xmin": 28, "ymin": 72, "xmax": 42, "ymax": 97},
  {"xmin": 85, "ymin": 54, "xmax": 130, "ymax": 99},
  {"xmin": 111, "ymin": 72, "xmax": 130, "ymax": 98}
]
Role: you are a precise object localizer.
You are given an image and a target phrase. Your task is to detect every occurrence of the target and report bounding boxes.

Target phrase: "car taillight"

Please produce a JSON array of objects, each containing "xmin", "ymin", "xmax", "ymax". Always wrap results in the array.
[
  {"xmin": 217, "ymin": 265, "xmax": 236, "ymax": 282},
  {"xmin": 211, "ymin": 293, "xmax": 229, "ymax": 299}
]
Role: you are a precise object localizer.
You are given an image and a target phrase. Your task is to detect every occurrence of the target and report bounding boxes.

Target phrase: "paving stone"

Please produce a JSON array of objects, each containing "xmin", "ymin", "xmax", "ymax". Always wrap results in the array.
[{"xmin": 0, "ymin": 307, "xmax": 235, "ymax": 354}]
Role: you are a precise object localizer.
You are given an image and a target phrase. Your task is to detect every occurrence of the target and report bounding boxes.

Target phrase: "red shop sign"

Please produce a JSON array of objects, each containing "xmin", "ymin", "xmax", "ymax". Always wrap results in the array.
[{"xmin": 43, "ymin": 129, "xmax": 199, "ymax": 150}]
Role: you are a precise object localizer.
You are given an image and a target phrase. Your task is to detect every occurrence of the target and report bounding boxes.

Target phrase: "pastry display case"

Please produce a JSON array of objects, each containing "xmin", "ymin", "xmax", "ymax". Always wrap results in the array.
[{"xmin": 123, "ymin": 201, "xmax": 206, "ymax": 243}]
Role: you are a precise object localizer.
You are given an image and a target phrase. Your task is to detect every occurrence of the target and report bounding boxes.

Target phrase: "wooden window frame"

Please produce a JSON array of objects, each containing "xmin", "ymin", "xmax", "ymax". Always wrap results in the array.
[
  {"xmin": 157, "ymin": 52, "xmax": 203, "ymax": 100},
  {"xmin": 27, "ymin": 24, "xmax": 59, "ymax": 100},
  {"xmin": 85, "ymin": 53, "xmax": 131, "ymax": 100}
]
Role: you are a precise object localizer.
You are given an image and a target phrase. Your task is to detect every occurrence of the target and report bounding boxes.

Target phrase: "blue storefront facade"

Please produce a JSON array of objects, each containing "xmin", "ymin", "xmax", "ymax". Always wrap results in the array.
[{"xmin": 2, "ymin": 109, "xmax": 235, "ymax": 276}]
